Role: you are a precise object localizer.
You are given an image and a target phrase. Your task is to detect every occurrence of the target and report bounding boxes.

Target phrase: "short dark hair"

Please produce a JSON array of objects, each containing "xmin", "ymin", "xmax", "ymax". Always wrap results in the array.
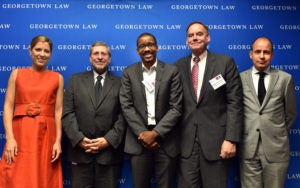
[{"xmin": 136, "ymin": 32, "xmax": 157, "ymax": 47}]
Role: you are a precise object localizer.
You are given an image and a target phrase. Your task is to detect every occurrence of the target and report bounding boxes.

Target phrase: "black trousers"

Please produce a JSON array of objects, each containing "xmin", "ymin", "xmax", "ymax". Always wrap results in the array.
[
  {"xmin": 70, "ymin": 160, "xmax": 121, "ymax": 188},
  {"xmin": 130, "ymin": 148, "xmax": 177, "ymax": 188},
  {"xmin": 177, "ymin": 136, "xmax": 229, "ymax": 188}
]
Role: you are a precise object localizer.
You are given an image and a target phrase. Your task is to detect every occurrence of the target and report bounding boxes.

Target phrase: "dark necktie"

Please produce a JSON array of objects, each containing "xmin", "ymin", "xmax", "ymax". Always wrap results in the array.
[
  {"xmin": 257, "ymin": 72, "xmax": 266, "ymax": 105},
  {"xmin": 95, "ymin": 75, "xmax": 102, "ymax": 103},
  {"xmin": 191, "ymin": 56, "xmax": 200, "ymax": 99}
]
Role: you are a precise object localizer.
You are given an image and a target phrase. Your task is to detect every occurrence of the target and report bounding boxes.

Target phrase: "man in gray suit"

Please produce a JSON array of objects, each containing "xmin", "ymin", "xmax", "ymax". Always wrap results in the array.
[
  {"xmin": 174, "ymin": 21, "xmax": 243, "ymax": 188},
  {"xmin": 62, "ymin": 41, "xmax": 125, "ymax": 188},
  {"xmin": 239, "ymin": 36, "xmax": 297, "ymax": 188},
  {"xmin": 120, "ymin": 32, "xmax": 182, "ymax": 188}
]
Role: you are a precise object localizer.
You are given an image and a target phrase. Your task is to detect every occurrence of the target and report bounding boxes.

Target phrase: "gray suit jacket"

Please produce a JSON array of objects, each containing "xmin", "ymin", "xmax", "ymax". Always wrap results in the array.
[
  {"xmin": 119, "ymin": 60, "xmax": 182, "ymax": 157},
  {"xmin": 239, "ymin": 67, "xmax": 297, "ymax": 162},
  {"xmin": 62, "ymin": 71, "xmax": 125, "ymax": 164},
  {"xmin": 174, "ymin": 51, "xmax": 243, "ymax": 160}
]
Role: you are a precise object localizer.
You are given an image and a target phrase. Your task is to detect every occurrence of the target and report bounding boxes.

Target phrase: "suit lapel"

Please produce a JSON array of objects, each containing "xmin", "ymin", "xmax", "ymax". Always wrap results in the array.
[
  {"xmin": 155, "ymin": 61, "xmax": 164, "ymax": 99},
  {"xmin": 181, "ymin": 56, "xmax": 196, "ymax": 102},
  {"xmin": 261, "ymin": 68, "xmax": 279, "ymax": 107},
  {"xmin": 244, "ymin": 70, "xmax": 260, "ymax": 106},
  {"xmin": 136, "ymin": 63, "xmax": 146, "ymax": 99},
  {"xmin": 84, "ymin": 71, "xmax": 98, "ymax": 108},
  {"xmin": 198, "ymin": 53, "xmax": 215, "ymax": 104},
  {"xmin": 96, "ymin": 73, "xmax": 114, "ymax": 108}
]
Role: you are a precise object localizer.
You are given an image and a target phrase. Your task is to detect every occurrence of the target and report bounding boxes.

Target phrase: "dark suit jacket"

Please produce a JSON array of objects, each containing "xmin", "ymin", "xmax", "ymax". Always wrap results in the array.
[
  {"xmin": 119, "ymin": 60, "xmax": 182, "ymax": 157},
  {"xmin": 174, "ymin": 51, "xmax": 243, "ymax": 160},
  {"xmin": 62, "ymin": 71, "xmax": 125, "ymax": 165},
  {"xmin": 239, "ymin": 67, "xmax": 297, "ymax": 162}
]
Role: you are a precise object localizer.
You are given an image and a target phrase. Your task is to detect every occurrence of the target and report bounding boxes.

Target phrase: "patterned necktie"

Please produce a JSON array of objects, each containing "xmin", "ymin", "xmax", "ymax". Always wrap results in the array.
[
  {"xmin": 257, "ymin": 72, "xmax": 266, "ymax": 105},
  {"xmin": 191, "ymin": 56, "xmax": 200, "ymax": 99},
  {"xmin": 95, "ymin": 75, "xmax": 102, "ymax": 103}
]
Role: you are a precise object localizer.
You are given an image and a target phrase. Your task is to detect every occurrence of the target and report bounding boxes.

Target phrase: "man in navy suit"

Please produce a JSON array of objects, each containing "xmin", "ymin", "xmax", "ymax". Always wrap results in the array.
[
  {"xmin": 174, "ymin": 21, "xmax": 243, "ymax": 188},
  {"xmin": 62, "ymin": 41, "xmax": 125, "ymax": 188},
  {"xmin": 120, "ymin": 32, "xmax": 182, "ymax": 188}
]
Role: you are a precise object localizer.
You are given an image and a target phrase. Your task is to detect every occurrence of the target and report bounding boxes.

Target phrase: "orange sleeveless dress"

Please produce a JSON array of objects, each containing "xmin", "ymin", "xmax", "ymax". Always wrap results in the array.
[{"xmin": 0, "ymin": 68, "xmax": 63, "ymax": 188}]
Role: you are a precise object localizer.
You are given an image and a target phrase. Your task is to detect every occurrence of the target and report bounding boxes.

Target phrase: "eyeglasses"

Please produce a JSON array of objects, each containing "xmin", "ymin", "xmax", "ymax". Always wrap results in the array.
[{"xmin": 137, "ymin": 43, "xmax": 157, "ymax": 50}]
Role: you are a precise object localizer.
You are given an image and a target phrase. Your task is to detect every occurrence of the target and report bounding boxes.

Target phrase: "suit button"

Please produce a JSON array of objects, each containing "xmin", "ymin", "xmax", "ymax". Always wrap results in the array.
[
  {"xmin": 256, "ymin": 129, "xmax": 260, "ymax": 132},
  {"xmin": 259, "ymin": 112, "xmax": 262, "ymax": 115}
]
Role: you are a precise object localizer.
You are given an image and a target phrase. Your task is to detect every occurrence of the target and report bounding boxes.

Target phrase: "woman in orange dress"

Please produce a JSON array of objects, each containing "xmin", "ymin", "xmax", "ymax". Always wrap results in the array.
[{"xmin": 0, "ymin": 35, "xmax": 64, "ymax": 188}]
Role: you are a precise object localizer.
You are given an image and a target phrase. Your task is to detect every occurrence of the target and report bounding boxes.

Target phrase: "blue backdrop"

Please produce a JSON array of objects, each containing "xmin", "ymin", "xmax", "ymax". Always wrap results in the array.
[{"xmin": 0, "ymin": 0, "xmax": 299, "ymax": 187}]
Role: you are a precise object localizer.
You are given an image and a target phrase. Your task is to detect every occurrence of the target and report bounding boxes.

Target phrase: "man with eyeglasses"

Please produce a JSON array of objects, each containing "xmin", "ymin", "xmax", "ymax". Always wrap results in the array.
[{"xmin": 120, "ymin": 32, "xmax": 183, "ymax": 188}]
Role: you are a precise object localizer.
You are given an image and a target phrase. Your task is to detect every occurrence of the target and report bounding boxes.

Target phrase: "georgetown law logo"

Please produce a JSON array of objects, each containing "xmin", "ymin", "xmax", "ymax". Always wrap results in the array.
[
  {"xmin": 29, "ymin": 23, "xmax": 98, "ymax": 30},
  {"xmin": 56, "ymin": 44, "xmax": 127, "ymax": 51},
  {"xmin": 1, "ymin": 3, "xmax": 69, "ymax": 9},
  {"xmin": 86, "ymin": 3, "xmax": 153, "ymax": 10},
  {"xmin": 114, "ymin": 24, "xmax": 181, "ymax": 30},
  {"xmin": 228, "ymin": 44, "xmax": 293, "ymax": 51},
  {"xmin": 0, "ymin": 65, "xmax": 67, "ymax": 72},
  {"xmin": 208, "ymin": 24, "xmax": 263, "ymax": 30},
  {"xmin": 251, "ymin": 5, "xmax": 297, "ymax": 11},
  {"xmin": 170, "ymin": 4, "xmax": 235, "ymax": 10}
]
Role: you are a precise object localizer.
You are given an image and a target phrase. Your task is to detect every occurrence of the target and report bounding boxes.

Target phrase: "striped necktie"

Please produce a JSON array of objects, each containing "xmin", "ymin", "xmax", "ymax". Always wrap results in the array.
[{"xmin": 192, "ymin": 56, "xmax": 200, "ymax": 99}]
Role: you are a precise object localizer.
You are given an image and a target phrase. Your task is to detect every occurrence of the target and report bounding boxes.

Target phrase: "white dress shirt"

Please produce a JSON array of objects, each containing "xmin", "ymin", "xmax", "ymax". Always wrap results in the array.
[
  {"xmin": 251, "ymin": 67, "xmax": 270, "ymax": 95},
  {"xmin": 93, "ymin": 70, "xmax": 107, "ymax": 86},
  {"xmin": 142, "ymin": 61, "xmax": 157, "ymax": 125}
]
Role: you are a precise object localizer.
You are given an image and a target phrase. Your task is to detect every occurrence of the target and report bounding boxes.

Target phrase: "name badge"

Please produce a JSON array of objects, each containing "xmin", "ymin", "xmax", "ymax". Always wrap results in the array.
[
  {"xmin": 209, "ymin": 74, "xmax": 226, "ymax": 90},
  {"xmin": 142, "ymin": 80, "xmax": 155, "ymax": 92}
]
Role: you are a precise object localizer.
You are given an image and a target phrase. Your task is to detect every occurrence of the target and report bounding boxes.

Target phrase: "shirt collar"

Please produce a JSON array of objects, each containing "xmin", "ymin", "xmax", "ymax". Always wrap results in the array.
[
  {"xmin": 192, "ymin": 50, "xmax": 208, "ymax": 62},
  {"xmin": 252, "ymin": 66, "xmax": 271, "ymax": 74},
  {"xmin": 93, "ymin": 70, "xmax": 107, "ymax": 80},
  {"xmin": 142, "ymin": 60, "xmax": 158, "ymax": 72}
]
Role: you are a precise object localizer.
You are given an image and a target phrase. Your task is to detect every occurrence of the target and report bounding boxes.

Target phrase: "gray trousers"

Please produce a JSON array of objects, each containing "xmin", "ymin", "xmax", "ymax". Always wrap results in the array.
[{"xmin": 240, "ymin": 141, "xmax": 289, "ymax": 188}]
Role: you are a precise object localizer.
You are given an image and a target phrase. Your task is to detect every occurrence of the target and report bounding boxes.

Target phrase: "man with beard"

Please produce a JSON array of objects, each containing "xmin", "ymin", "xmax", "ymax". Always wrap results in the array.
[{"xmin": 120, "ymin": 32, "xmax": 183, "ymax": 188}]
